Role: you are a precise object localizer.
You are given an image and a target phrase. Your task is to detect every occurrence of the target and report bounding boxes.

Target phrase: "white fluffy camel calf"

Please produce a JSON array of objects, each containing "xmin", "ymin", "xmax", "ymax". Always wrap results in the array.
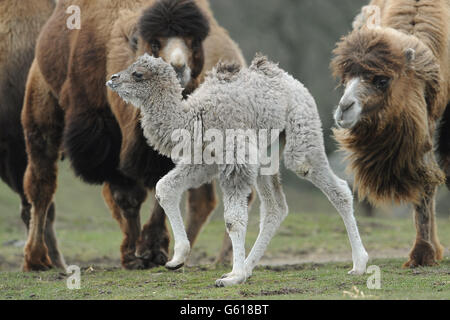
[{"xmin": 107, "ymin": 53, "xmax": 368, "ymax": 287}]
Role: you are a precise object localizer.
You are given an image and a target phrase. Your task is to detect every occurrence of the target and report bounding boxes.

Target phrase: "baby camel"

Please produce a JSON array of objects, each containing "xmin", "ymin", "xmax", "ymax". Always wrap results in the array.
[{"xmin": 107, "ymin": 53, "xmax": 368, "ymax": 287}]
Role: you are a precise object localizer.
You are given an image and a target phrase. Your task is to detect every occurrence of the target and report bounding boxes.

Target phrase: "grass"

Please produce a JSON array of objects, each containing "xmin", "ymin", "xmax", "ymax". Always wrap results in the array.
[
  {"xmin": 0, "ymin": 162, "xmax": 449, "ymax": 299},
  {"xmin": 0, "ymin": 259, "xmax": 449, "ymax": 300}
]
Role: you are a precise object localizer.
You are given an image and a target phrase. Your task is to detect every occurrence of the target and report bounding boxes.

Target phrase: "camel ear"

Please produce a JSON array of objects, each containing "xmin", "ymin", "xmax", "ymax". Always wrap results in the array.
[{"xmin": 405, "ymin": 48, "xmax": 416, "ymax": 64}]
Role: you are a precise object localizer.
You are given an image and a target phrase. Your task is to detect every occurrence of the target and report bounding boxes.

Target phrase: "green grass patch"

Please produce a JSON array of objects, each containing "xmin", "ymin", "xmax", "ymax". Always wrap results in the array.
[
  {"xmin": 0, "ymin": 258, "xmax": 448, "ymax": 300},
  {"xmin": 0, "ymin": 163, "xmax": 449, "ymax": 299}
]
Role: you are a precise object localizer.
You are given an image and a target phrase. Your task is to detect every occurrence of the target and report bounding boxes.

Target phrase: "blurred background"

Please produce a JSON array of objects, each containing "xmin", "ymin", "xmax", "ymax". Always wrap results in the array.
[{"xmin": 0, "ymin": 0, "xmax": 448, "ymax": 270}]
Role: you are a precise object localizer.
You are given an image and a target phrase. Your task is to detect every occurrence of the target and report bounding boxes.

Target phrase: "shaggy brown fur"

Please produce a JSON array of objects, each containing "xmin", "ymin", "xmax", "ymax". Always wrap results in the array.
[
  {"xmin": 21, "ymin": 0, "xmax": 245, "ymax": 271},
  {"xmin": 331, "ymin": 0, "xmax": 449, "ymax": 267},
  {"xmin": 0, "ymin": 0, "xmax": 61, "ymax": 269}
]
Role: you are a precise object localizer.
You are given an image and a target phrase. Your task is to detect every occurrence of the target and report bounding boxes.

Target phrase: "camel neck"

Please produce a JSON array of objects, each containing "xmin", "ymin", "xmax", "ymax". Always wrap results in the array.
[{"xmin": 139, "ymin": 88, "xmax": 194, "ymax": 157}]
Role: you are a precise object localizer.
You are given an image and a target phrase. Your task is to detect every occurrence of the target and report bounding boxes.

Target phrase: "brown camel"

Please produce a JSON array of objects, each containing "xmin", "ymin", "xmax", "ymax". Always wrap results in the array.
[
  {"xmin": 331, "ymin": 0, "xmax": 449, "ymax": 267},
  {"xmin": 21, "ymin": 0, "xmax": 245, "ymax": 271},
  {"xmin": 0, "ymin": 0, "xmax": 61, "ymax": 267}
]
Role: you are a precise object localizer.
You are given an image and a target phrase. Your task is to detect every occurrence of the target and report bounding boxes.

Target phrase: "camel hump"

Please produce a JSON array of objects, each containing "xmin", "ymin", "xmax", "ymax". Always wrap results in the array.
[
  {"xmin": 213, "ymin": 61, "xmax": 241, "ymax": 81},
  {"xmin": 249, "ymin": 53, "xmax": 282, "ymax": 77}
]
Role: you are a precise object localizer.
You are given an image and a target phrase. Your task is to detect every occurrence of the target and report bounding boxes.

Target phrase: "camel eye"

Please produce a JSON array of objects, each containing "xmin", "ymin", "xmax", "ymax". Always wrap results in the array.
[
  {"xmin": 372, "ymin": 76, "xmax": 390, "ymax": 91},
  {"xmin": 132, "ymin": 71, "xmax": 144, "ymax": 82}
]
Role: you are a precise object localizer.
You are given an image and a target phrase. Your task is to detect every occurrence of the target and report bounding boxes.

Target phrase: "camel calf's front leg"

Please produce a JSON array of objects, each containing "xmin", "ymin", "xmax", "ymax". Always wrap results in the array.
[{"xmin": 156, "ymin": 165, "xmax": 217, "ymax": 270}]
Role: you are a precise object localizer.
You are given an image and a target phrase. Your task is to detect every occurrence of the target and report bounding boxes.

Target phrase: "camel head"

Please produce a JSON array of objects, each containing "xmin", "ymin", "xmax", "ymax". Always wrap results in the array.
[
  {"xmin": 131, "ymin": 0, "xmax": 209, "ymax": 96},
  {"xmin": 107, "ymin": 54, "xmax": 180, "ymax": 107},
  {"xmin": 331, "ymin": 27, "xmax": 441, "ymax": 130}
]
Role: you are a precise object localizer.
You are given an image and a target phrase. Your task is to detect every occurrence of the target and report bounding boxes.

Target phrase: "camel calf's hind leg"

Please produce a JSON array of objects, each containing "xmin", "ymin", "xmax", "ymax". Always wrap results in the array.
[
  {"xmin": 243, "ymin": 174, "xmax": 288, "ymax": 279},
  {"xmin": 22, "ymin": 61, "xmax": 65, "ymax": 271},
  {"xmin": 302, "ymin": 152, "xmax": 368, "ymax": 274},
  {"xmin": 215, "ymin": 191, "xmax": 256, "ymax": 265},
  {"xmin": 215, "ymin": 167, "xmax": 255, "ymax": 287}
]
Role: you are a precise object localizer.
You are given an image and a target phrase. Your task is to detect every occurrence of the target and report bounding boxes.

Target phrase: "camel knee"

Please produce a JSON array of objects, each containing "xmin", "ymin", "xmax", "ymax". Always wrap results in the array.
[
  {"xmin": 224, "ymin": 205, "xmax": 248, "ymax": 234},
  {"xmin": 334, "ymin": 179, "xmax": 354, "ymax": 215},
  {"xmin": 109, "ymin": 183, "xmax": 146, "ymax": 216},
  {"xmin": 225, "ymin": 218, "xmax": 246, "ymax": 235},
  {"xmin": 24, "ymin": 165, "xmax": 57, "ymax": 211},
  {"xmin": 265, "ymin": 205, "xmax": 288, "ymax": 227},
  {"xmin": 278, "ymin": 202, "xmax": 289, "ymax": 221},
  {"xmin": 155, "ymin": 179, "xmax": 179, "ymax": 209}
]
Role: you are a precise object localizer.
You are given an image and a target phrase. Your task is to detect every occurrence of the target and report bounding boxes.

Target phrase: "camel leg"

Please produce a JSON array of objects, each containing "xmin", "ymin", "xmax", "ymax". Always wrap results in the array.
[
  {"xmin": 42, "ymin": 203, "xmax": 66, "ymax": 269},
  {"xmin": 305, "ymin": 153, "xmax": 368, "ymax": 274},
  {"xmin": 156, "ymin": 165, "xmax": 217, "ymax": 270},
  {"xmin": 18, "ymin": 172, "xmax": 65, "ymax": 270},
  {"xmin": 135, "ymin": 200, "xmax": 170, "ymax": 267},
  {"xmin": 102, "ymin": 181, "xmax": 149, "ymax": 270},
  {"xmin": 404, "ymin": 186, "xmax": 442, "ymax": 267},
  {"xmin": 20, "ymin": 195, "xmax": 32, "ymax": 229},
  {"xmin": 22, "ymin": 60, "xmax": 64, "ymax": 271},
  {"xmin": 215, "ymin": 191, "xmax": 255, "ymax": 265},
  {"xmin": 430, "ymin": 200, "xmax": 444, "ymax": 261},
  {"xmin": 185, "ymin": 183, "xmax": 217, "ymax": 247},
  {"xmin": 242, "ymin": 174, "xmax": 288, "ymax": 278},
  {"xmin": 215, "ymin": 168, "xmax": 254, "ymax": 287}
]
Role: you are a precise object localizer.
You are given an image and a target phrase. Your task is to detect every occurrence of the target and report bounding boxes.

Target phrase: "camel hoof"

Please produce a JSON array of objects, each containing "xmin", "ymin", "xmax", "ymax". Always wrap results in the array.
[
  {"xmin": 348, "ymin": 268, "xmax": 365, "ymax": 275},
  {"xmin": 349, "ymin": 251, "xmax": 369, "ymax": 275},
  {"xmin": 402, "ymin": 259, "xmax": 438, "ymax": 269},
  {"xmin": 23, "ymin": 245, "xmax": 53, "ymax": 272},
  {"xmin": 215, "ymin": 274, "xmax": 247, "ymax": 287},
  {"xmin": 23, "ymin": 257, "xmax": 53, "ymax": 272},
  {"xmin": 404, "ymin": 240, "xmax": 438, "ymax": 268},
  {"xmin": 23, "ymin": 262, "xmax": 53, "ymax": 272},
  {"xmin": 164, "ymin": 242, "xmax": 190, "ymax": 271},
  {"xmin": 135, "ymin": 228, "xmax": 170, "ymax": 268},
  {"xmin": 135, "ymin": 248, "xmax": 169, "ymax": 268},
  {"xmin": 165, "ymin": 261, "xmax": 184, "ymax": 271},
  {"xmin": 122, "ymin": 257, "xmax": 147, "ymax": 270}
]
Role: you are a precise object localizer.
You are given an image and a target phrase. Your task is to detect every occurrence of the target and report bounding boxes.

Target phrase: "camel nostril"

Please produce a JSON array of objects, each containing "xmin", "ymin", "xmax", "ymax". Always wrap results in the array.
[{"xmin": 340, "ymin": 100, "xmax": 355, "ymax": 112}]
